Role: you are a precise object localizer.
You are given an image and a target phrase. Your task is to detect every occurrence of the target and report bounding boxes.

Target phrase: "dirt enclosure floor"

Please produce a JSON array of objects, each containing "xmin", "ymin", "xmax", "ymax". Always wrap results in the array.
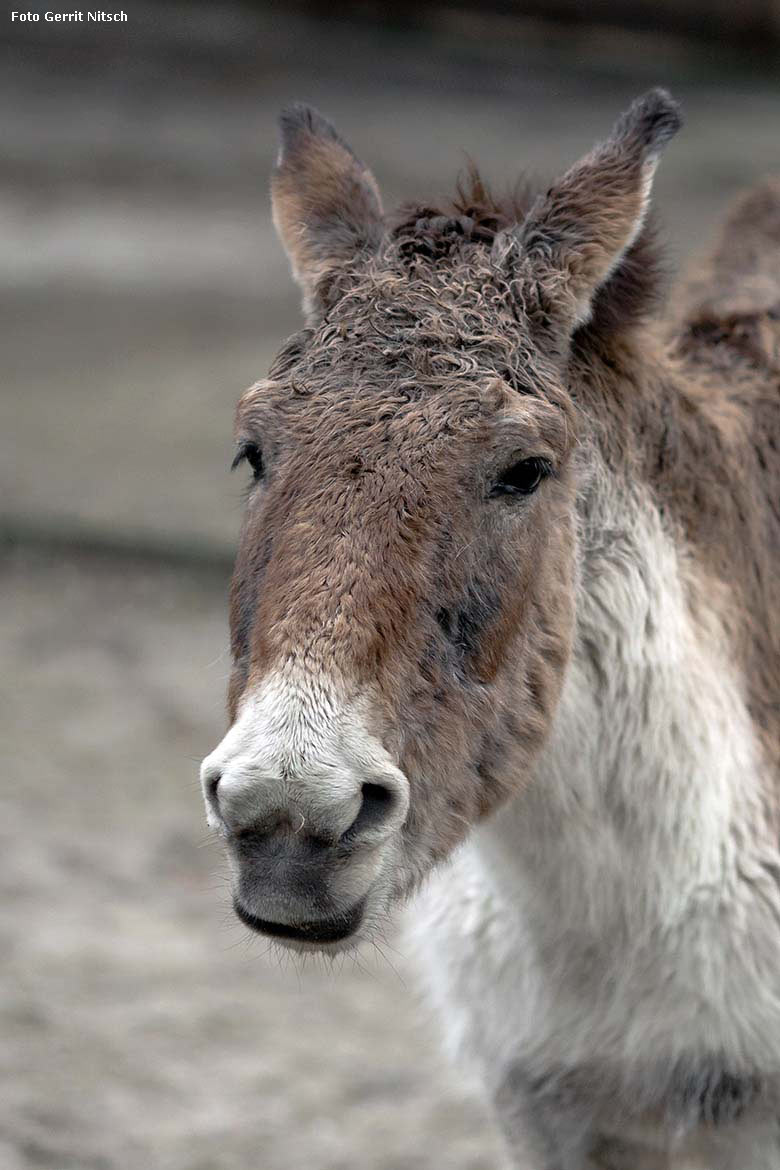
[{"xmin": 0, "ymin": 548, "xmax": 509, "ymax": 1170}]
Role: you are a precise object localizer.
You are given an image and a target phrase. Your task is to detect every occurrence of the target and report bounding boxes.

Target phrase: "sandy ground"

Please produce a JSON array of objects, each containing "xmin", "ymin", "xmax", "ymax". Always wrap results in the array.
[{"xmin": 0, "ymin": 547, "xmax": 510, "ymax": 1170}]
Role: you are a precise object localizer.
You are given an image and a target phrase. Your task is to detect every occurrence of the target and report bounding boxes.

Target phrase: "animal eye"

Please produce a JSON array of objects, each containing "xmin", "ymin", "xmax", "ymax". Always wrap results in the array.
[
  {"xmin": 491, "ymin": 457, "xmax": 551, "ymax": 498},
  {"xmin": 231, "ymin": 442, "xmax": 264, "ymax": 480}
]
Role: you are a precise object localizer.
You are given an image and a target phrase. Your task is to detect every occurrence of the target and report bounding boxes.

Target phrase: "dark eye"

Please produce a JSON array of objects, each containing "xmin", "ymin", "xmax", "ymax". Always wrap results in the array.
[
  {"xmin": 491, "ymin": 457, "xmax": 551, "ymax": 498},
  {"xmin": 231, "ymin": 442, "xmax": 264, "ymax": 481}
]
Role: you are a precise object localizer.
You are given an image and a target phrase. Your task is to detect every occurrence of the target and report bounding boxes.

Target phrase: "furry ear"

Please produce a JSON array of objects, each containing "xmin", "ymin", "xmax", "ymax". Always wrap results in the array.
[
  {"xmin": 271, "ymin": 104, "xmax": 384, "ymax": 319},
  {"xmin": 512, "ymin": 89, "xmax": 681, "ymax": 338}
]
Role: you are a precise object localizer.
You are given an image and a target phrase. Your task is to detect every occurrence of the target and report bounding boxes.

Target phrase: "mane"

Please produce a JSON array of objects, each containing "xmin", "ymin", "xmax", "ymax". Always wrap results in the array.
[{"xmin": 389, "ymin": 165, "xmax": 670, "ymax": 340}]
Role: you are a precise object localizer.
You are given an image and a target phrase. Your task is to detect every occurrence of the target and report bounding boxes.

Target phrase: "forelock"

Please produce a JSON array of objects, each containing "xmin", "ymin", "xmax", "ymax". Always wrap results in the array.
[
  {"xmin": 265, "ymin": 165, "xmax": 664, "ymax": 414},
  {"xmin": 269, "ymin": 185, "xmax": 562, "ymax": 407}
]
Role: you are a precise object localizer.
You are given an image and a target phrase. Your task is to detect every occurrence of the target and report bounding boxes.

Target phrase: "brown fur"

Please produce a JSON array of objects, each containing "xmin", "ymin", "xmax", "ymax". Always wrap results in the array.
[
  {"xmin": 562, "ymin": 181, "xmax": 780, "ymax": 799},
  {"xmin": 227, "ymin": 89, "xmax": 779, "ymax": 899},
  {"xmin": 271, "ymin": 104, "xmax": 384, "ymax": 321}
]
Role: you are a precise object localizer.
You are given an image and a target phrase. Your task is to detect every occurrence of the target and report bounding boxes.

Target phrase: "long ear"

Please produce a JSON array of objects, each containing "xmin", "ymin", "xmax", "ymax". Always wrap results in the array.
[
  {"xmin": 271, "ymin": 104, "xmax": 384, "ymax": 319},
  {"xmin": 513, "ymin": 89, "xmax": 681, "ymax": 338}
]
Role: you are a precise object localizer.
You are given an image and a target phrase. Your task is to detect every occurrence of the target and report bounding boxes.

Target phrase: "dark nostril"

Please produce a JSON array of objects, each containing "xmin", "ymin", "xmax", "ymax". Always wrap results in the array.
[
  {"xmin": 362, "ymin": 782, "xmax": 395, "ymax": 818},
  {"xmin": 340, "ymin": 782, "xmax": 396, "ymax": 845}
]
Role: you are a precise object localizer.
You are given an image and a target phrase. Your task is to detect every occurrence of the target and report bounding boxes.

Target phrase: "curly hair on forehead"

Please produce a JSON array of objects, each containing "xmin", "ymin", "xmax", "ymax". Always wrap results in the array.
[
  {"xmin": 389, "ymin": 165, "xmax": 539, "ymax": 261},
  {"xmin": 387, "ymin": 163, "xmax": 668, "ymax": 342},
  {"xmin": 265, "ymin": 166, "xmax": 664, "ymax": 417},
  {"xmin": 269, "ymin": 245, "xmax": 565, "ymax": 406}
]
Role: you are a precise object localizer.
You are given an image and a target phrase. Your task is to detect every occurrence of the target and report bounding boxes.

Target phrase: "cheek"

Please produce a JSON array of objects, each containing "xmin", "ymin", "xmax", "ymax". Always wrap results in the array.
[
  {"xmin": 434, "ymin": 581, "xmax": 502, "ymax": 668},
  {"xmin": 420, "ymin": 521, "xmax": 534, "ymax": 691},
  {"xmin": 226, "ymin": 666, "xmax": 246, "ymax": 724},
  {"xmin": 229, "ymin": 549, "xmax": 258, "ymax": 664},
  {"xmin": 422, "ymin": 504, "xmax": 575, "ymax": 714},
  {"xmin": 472, "ymin": 579, "xmax": 533, "ymax": 681},
  {"xmin": 226, "ymin": 566, "xmax": 253, "ymax": 721},
  {"xmin": 464, "ymin": 526, "xmax": 541, "ymax": 682},
  {"xmin": 227, "ymin": 511, "xmax": 275, "ymax": 713}
]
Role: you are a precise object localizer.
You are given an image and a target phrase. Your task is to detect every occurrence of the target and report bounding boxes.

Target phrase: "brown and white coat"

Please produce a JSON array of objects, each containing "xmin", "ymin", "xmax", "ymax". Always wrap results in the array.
[{"xmin": 202, "ymin": 92, "xmax": 780, "ymax": 1168}]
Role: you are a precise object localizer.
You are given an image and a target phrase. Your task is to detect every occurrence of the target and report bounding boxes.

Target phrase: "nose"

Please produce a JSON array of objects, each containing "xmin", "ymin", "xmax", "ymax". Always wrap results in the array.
[
  {"xmin": 202, "ymin": 762, "xmax": 405, "ymax": 850},
  {"xmin": 200, "ymin": 762, "xmax": 408, "ymax": 945},
  {"xmin": 199, "ymin": 682, "xmax": 410, "ymax": 945}
]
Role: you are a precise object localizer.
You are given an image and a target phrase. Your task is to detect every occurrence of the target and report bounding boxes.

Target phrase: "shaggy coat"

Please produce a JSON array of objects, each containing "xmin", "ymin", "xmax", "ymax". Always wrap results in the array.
[{"xmin": 201, "ymin": 92, "xmax": 780, "ymax": 1168}]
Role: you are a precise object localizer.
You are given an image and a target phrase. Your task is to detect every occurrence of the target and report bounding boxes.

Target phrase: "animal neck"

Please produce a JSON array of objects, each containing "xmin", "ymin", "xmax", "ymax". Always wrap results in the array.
[{"xmin": 474, "ymin": 333, "xmax": 769, "ymax": 930}]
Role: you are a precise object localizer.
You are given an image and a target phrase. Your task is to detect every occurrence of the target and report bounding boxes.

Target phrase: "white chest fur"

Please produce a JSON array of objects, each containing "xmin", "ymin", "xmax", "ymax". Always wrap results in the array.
[{"xmin": 405, "ymin": 483, "xmax": 780, "ymax": 1137}]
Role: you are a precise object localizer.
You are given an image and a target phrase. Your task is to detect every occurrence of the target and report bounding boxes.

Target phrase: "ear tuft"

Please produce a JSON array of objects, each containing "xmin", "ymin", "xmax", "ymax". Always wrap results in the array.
[
  {"xmin": 612, "ymin": 88, "xmax": 683, "ymax": 159},
  {"xmin": 276, "ymin": 103, "xmax": 352, "ymax": 166},
  {"xmin": 271, "ymin": 104, "xmax": 384, "ymax": 320}
]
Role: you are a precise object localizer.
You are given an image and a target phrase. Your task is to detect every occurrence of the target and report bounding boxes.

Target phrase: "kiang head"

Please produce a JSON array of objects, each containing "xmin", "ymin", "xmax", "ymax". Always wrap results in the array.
[{"xmin": 200, "ymin": 91, "xmax": 681, "ymax": 950}]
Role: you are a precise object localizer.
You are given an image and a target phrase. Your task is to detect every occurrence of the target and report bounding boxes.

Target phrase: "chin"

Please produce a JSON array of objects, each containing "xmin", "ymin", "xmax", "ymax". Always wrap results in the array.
[{"xmin": 232, "ymin": 893, "xmax": 369, "ymax": 953}]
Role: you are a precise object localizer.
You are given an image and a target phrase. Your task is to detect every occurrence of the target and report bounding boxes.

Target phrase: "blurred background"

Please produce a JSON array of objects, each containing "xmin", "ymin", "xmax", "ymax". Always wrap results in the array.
[{"xmin": 2, "ymin": 4, "xmax": 779, "ymax": 1168}]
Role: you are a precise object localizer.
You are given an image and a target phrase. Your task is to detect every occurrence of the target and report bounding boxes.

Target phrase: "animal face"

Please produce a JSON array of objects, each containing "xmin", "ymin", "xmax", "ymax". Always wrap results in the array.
[{"xmin": 201, "ymin": 91, "xmax": 681, "ymax": 950}]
